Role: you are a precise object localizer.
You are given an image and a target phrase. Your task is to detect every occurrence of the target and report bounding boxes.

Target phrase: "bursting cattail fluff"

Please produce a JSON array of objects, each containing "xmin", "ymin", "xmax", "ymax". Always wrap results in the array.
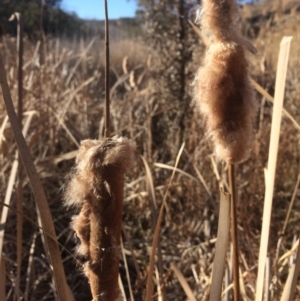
[
  {"xmin": 193, "ymin": 0, "xmax": 257, "ymax": 163},
  {"xmin": 65, "ymin": 136, "xmax": 134, "ymax": 301}
]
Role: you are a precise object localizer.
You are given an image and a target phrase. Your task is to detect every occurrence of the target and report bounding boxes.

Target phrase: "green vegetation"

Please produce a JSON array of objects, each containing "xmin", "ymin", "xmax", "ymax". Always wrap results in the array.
[{"xmin": 0, "ymin": 0, "xmax": 87, "ymax": 37}]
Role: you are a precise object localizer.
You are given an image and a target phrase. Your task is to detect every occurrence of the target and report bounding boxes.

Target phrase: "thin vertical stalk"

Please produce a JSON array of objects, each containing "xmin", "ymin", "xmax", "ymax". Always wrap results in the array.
[
  {"xmin": 39, "ymin": 0, "xmax": 45, "ymax": 65},
  {"xmin": 120, "ymin": 238, "xmax": 134, "ymax": 301},
  {"xmin": 177, "ymin": 0, "xmax": 188, "ymax": 146},
  {"xmin": 10, "ymin": 13, "xmax": 24, "ymax": 301},
  {"xmin": 104, "ymin": 0, "xmax": 110, "ymax": 138},
  {"xmin": 15, "ymin": 183, "xmax": 23, "ymax": 301},
  {"xmin": 122, "ymin": 226, "xmax": 141, "ymax": 282},
  {"xmin": 17, "ymin": 14, "xmax": 23, "ymax": 122},
  {"xmin": 281, "ymin": 173, "xmax": 300, "ymax": 236},
  {"xmin": 0, "ymin": 257, "xmax": 6, "ymax": 301},
  {"xmin": 177, "ymin": 0, "xmax": 185, "ymax": 101},
  {"xmin": 228, "ymin": 163, "xmax": 240, "ymax": 301}
]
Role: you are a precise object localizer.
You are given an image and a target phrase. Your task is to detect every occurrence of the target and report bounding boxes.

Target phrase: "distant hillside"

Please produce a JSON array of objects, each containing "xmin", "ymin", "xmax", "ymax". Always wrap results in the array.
[
  {"xmin": 0, "ymin": 0, "xmax": 140, "ymax": 39},
  {"xmin": 84, "ymin": 17, "xmax": 142, "ymax": 40}
]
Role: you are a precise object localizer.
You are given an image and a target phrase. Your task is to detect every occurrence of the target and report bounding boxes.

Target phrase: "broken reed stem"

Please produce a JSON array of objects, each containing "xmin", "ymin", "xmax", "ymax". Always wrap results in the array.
[
  {"xmin": 228, "ymin": 163, "xmax": 240, "ymax": 301},
  {"xmin": 255, "ymin": 36, "xmax": 293, "ymax": 301},
  {"xmin": 65, "ymin": 138, "xmax": 134, "ymax": 301},
  {"xmin": 104, "ymin": 0, "xmax": 110, "ymax": 138}
]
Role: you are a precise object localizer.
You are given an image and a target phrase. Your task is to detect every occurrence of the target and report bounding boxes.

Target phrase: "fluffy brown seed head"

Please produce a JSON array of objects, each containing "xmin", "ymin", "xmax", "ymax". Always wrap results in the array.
[
  {"xmin": 199, "ymin": 0, "xmax": 239, "ymax": 42},
  {"xmin": 71, "ymin": 202, "xmax": 91, "ymax": 258},
  {"xmin": 194, "ymin": 40, "xmax": 257, "ymax": 163},
  {"xmin": 64, "ymin": 136, "xmax": 134, "ymax": 208},
  {"xmin": 193, "ymin": 0, "xmax": 257, "ymax": 163},
  {"xmin": 64, "ymin": 136, "xmax": 135, "ymax": 301}
]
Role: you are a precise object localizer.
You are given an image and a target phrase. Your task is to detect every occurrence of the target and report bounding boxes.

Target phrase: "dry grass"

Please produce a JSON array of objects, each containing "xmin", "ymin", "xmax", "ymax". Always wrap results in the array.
[{"xmin": 0, "ymin": 4, "xmax": 300, "ymax": 300}]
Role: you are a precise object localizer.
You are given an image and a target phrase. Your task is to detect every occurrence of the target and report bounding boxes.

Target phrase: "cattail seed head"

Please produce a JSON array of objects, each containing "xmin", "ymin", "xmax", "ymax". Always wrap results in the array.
[
  {"xmin": 65, "ymin": 136, "xmax": 135, "ymax": 301},
  {"xmin": 199, "ymin": 0, "xmax": 239, "ymax": 43},
  {"xmin": 193, "ymin": 0, "xmax": 257, "ymax": 163},
  {"xmin": 65, "ymin": 137, "xmax": 133, "ymax": 208}
]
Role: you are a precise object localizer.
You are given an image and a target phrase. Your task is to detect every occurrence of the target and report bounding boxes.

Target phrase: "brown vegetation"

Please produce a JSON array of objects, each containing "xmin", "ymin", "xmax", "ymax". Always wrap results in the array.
[{"xmin": 0, "ymin": 1, "xmax": 300, "ymax": 300}]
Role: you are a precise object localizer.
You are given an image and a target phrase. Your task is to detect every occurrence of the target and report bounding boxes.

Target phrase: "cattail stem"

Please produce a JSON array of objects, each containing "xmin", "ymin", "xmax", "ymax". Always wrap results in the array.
[
  {"xmin": 40, "ymin": 0, "xmax": 45, "ymax": 65},
  {"xmin": 104, "ymin": 0, "xmax": 110, "ymax": 138},
  {"xmin": 228, "ymin": 163, "xmax": 240, "ymax": 301},
  {"xmin": 17, "ymin": 14, "xmax": 23, "ymax": 122},
  {"xmin": 15, "ymin": 13, "xmax": 24, "ymax": 300}
]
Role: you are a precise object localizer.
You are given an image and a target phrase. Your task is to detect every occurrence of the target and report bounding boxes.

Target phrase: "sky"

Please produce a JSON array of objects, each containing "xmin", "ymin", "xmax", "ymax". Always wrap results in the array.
[{"xmin": 61, "ymin": 0, "xmax": 138, "ymax": 20}]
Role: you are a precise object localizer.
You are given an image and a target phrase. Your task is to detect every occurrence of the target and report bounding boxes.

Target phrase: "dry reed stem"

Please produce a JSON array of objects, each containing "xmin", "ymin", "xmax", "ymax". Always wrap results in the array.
[
  {"xmin": 120, "ymin": 237, "xmax": 134, "ymax": 301},
  {"xmin": 104, "ymin": 0, "xmax": 110, "ymax": 138},
  {"xmin": 16, "ymin": 181, "xmax": 24, "ymax": 300},
  {"xmin": 141, "ymin": 157, "xmax": 166, "ymax": 294},
  {"xmin": 145, "ymin": 143, "xmax": 185, "ymax": 301},
  {"xmin": 0, "ymin": 256, "xmax": 6, "ymax": 301},
  {"xmin": 255, "ymin": 36, "xmax": 292, "ymax": 301},
  {"xmin": 209, "ymin": 188, "xmax": 230, "ymax": 301},
  {"xmin": 65, "ymin": 137, "xmax": 134, "ymax": 301},
  {"xmin": 121, "ymin": 225, "xmax": 141, "ymax": 282},
  {"xmin": 171, "ymin": 263, "xmax": 197, "ymax": 301},
  {"xmin": 16, "ymin": 13, "xmax": 24, "ymax": 300}
]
